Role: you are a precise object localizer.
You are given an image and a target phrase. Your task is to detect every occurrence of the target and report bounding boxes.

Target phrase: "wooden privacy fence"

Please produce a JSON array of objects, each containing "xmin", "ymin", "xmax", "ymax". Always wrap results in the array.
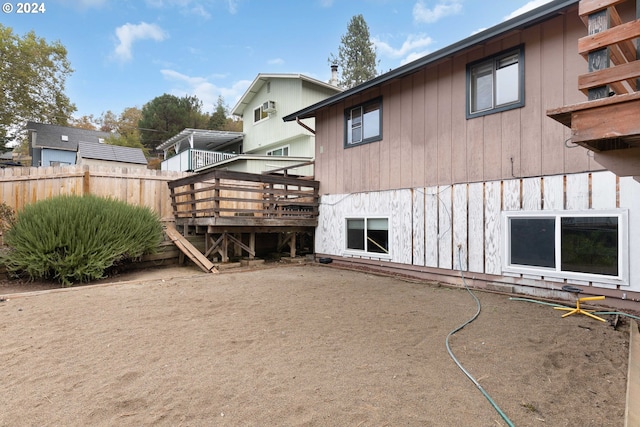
[{"xmin": 0, "ymin": 165, "xmax": 190, "ymax": 220}]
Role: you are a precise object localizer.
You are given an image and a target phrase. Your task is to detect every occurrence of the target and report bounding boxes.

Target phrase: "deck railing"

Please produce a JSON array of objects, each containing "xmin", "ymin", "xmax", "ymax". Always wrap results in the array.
[
  {"xmin": 160, "ymin": 149, "xmax": 237, "ymax": 172},
  {"xmin": 167, "ymin": 169, "xmax": 319, "ymax": 222},
  {"xmin": 578, "ymin": 0, "xmax": 640, "ymax": 99},
  {"xmin": 547, "ymin": 0, "xmax": 640, "ymax": 150}
]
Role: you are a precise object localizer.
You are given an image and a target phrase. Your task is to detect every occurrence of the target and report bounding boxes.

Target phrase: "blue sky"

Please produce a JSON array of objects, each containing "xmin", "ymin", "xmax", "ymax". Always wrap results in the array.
[{"xmin": 2, "ymin": 0, "xmax": 553, "ymax": 120}]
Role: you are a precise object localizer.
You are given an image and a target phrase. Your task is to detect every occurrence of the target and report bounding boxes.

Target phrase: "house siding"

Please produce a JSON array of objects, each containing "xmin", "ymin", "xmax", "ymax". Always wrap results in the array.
[
  {"xmin": 41, "ymin": 149, "xmax": 76, "ymax": 167},
  {"xmin": 309, "ymin": 4, "xmax": 640, "ymax": 304},
  {"xmin": 316, "ymin": 172, "xmax": 640, "ymax": 296},
  {"xmin": 314, "ymin": 6, "xmax": 603, "ymax": 195},
  {"xmin": 243, "ymin": 78, "xmax": 339, "ymax": 156}
]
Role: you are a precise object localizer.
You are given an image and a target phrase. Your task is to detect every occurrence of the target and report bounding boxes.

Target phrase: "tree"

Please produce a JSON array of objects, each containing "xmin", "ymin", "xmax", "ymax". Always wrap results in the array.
[
  {"xmin": 71, "ymin": 115, "xmax": 98, "ymax": 130},
  {"xmin": 328, "ymin": 14, "xmax": 379, "ymax": 89},
  {"xmin": 98, "ymin": 107, "xmax": 147, "ymax": 154},
  {"xmin": 138, "ymin": 94, "xmax": 209, "ymax": 150},
  {"xmin": 208, "ymin": 96, "xmax": 228, "ymax": 130},
  {"xmin": 0, "ymin": 24, "xmax": 76, "ymax": 148}
]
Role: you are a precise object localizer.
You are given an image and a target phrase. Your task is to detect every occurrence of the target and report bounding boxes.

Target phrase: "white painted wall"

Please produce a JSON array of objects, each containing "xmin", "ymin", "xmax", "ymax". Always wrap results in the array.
[{"xmin": 316, "ymin": 171, "xmax": 639, "ymax": 295}]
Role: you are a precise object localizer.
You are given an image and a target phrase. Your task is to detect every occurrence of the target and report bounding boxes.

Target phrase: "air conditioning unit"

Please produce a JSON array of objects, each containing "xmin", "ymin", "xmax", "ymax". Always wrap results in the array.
[{"xmin": 263, "ymin": 100, "xmax": 276, "ymax": 113}]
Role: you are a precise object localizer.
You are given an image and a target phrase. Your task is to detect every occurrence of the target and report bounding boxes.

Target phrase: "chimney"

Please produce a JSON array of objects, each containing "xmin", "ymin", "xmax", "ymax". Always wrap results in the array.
[{"xmin": 330, "ymin": 64, "xmax": 339, "ymax": 87}]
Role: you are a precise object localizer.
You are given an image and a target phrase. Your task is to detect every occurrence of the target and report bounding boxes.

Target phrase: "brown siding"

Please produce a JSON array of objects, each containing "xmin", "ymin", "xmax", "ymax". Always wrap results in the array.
[
  {"xmin": 411, "ymin": 69, "xmax": 427, "ymax": 187},
  {"xmin": 451, "ymin": 55, "xmax": 468, "ymax": 184},
  {"xmin": 315, "ymin": 5, "xmax": 602, "ymax": 195}
]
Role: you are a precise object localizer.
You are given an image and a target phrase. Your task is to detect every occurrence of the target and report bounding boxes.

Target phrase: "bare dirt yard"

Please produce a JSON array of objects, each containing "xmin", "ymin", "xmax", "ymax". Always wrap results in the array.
[{"xmin": 0, "ymin": 263, "xmax": 632, "ymax": 426}]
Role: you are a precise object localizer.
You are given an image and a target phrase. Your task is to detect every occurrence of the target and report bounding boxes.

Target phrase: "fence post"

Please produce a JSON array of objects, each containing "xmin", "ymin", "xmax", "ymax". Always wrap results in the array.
[{"xmin": 83, "ymin": 167, "xmax": 91, "ymax": 195}]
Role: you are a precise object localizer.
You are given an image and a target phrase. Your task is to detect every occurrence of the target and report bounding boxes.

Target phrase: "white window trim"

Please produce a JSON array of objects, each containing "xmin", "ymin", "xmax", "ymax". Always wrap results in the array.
[
  {"xmin": 343, "ymin": 216, "xmax": 392, "ymax": 259},
  {"xmin": 253, "ymin": 105, "xmax": 270, "ymax": 124},
  {"xmin": 502, "ymin": 209, "xmax": 629, "ymax": 286},
  {"xmin": 267, "ymin": 145, "xmax": 290, "ymax": 156}
]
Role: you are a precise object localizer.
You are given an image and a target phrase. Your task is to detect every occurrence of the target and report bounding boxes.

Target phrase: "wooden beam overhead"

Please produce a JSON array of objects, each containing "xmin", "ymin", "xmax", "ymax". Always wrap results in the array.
[{"xmin": 579, "ymin": 0, "xmax": 629, "ymax": 16}]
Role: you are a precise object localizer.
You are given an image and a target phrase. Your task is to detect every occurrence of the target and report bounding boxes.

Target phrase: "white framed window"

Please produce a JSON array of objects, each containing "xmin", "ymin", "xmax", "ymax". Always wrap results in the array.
[
  {"xmin": 253, "ymin": 105, "xmax": 269, "ymax": 123},
  {"xmin": 467, "ymin": 45, "xmax": 524, "ymax": 118},
  {"xmin": 502, "ymin": 210, "xmax": 628, "ymax": 285},
  {"xmin": 267, "ymin": 146, "xmax": 289, "ymax": 156},
  {"xmin": 344, "ymin": 97, "xmax": 382, "ymax": 147},
  {"xmin": 345, "ymin": 217, "xmax": 390, "ymax": 256}
]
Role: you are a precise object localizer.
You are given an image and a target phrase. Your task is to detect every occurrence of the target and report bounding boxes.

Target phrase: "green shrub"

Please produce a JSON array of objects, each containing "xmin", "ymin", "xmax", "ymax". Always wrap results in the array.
[
  {"xmin": 0, "ymin": 202, "xmax": 16, "ymax": 234},
  {"xmin": 1, "ymin": 195, "xmax": 163, "ymax": 286}
]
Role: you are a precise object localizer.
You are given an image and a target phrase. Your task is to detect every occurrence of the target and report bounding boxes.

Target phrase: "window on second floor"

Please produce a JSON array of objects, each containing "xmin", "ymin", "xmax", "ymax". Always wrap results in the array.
[
  {"xmin": 467, "ymin": 45, "xmax": 524, "ymax": 118},
  {"xmin": 254, "ymin": 105, "xmax": 269, "ymax": 123},
  {"xmin": 344, "ymin": 97, "xmax": 382, "ymax": 147},
  {"xmin": 267, "ymin": 146, "xmax": 289, "ymax": 156}
]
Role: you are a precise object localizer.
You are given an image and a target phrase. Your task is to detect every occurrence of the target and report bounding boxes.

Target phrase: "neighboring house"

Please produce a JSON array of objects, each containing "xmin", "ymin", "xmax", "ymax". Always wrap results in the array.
[
  {"xmin": 0, "ymin": 152, "xmax": 22, "ymax": 168},
  {"xmin": 76, "ymin": 141, "xmax": 148, "ymax": 170},
  {"xmin": 157, "ymin": 128, "xmax": 243, "ymax": 172},
  {"xmin": 158, "ymin": 72, "xmax": 342, "ymax": 175},
  {"xmin": 283, "ymin": 0, "xmax": 640, "ymax": 307},
  {"xmin": 27, "ymin": 122, "xmax": 147, "ymax": 169}
]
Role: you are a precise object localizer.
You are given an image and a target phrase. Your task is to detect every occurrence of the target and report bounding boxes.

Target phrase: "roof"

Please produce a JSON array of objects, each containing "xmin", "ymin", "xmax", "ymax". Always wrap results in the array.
[
  {"xmin": 27, "ymin": 121, "xmax": 114, "ymax": 151},
  {"xmin": 156, "ymin": 128, "xmax": 244, "ymax": 151},
  {"xmin": 77, "ymin": 141, "xmax": 148, "ymax": 165},
  {"xmin": 232, "ymin": 73, "xmax": 342, "ymax": 117},
  {"xmin": 283, "ymin": 0, "xmax": 579, "ymax": 122}
]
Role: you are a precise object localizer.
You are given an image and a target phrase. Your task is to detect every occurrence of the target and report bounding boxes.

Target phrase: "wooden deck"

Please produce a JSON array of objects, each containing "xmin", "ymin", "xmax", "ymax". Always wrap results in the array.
[
  {"xmin": 547, "ymin": 0, "xmax": 640, "ymax": 152},
  {"xmin": 167, "ymin": 169, "xmax": 319, "ymax": 262}
]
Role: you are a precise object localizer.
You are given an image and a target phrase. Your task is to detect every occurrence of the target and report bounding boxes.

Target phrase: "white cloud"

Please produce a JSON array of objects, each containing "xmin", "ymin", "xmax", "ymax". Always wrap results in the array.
[
  {"xmin": 226, "ymin": 0, "xmax": 239, "ymax": 14},
  {"xmin": 503, "ymin": 0, "xmax": 553, "ymax": 21},
  {"xmin": 400, "ymin": 50, "xmax": 431, "ymax": 65},
  {"xmin": 374, "ymin": 34, "xmax": 434, "ymax": 59},
  {"xmin": 413, "ymin": 0, "xmax": 462, "ymax": 24},
  {"xmin": 160, "ymin": 69, "xmax": 250, "ymax": 112},
  {"xmin": 267, "ymin": 58, "xmax": 285, "ymax": 66},
  {"xmin": 113, "ymin": 22, "xmax": 167, "ymax": 62}
]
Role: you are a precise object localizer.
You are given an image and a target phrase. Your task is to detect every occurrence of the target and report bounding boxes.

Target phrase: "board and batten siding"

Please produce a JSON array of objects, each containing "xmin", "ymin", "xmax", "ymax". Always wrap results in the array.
[
  {"xmin": 313, "ymin": 5, "xmax": 607, "ymax": 196},
  {"xmin": 315, "ymin": 172, "xmax": 640, "ymax": 295}
]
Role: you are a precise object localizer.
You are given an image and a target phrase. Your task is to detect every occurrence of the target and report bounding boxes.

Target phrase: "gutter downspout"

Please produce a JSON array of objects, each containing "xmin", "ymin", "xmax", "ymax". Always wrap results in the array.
[{"xmin": 295, "ymin": 117, "xmax": 315, "ymax": 135}]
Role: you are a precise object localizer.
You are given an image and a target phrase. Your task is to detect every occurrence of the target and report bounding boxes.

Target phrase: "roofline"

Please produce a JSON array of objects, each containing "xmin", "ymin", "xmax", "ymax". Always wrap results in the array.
[
  {"xmin": 283, "ymin": 0, "xmax": 578, "ymax": 122},
  {"xmin": 231, "ymin": 73, "xmax": 342, "ymax": 117},
  {"xmin": 156, "ymin": 128, "xmax": 244, "ymax": 151}
]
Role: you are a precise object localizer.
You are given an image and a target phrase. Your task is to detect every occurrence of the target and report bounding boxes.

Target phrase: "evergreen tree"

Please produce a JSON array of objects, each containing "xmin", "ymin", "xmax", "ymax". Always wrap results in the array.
[
  {"xmin": 208, "ymin": 96, "xmax": 228, "ymax": 130},
  {"xmin": 138, "ymin": 94, "xmax": 208, "ymax": 149},
  {"xmin": 328, "ymin": 14, "xmax": 379, "ymax": 89}
]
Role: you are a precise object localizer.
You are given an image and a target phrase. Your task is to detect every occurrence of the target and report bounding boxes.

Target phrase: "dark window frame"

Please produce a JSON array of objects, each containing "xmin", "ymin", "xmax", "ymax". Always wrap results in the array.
[
  {"xmin": 344, "ymin": 97, "xmax": 382, "ymax": 148},
  {"xmin": 466, "ymin": 45, "xmax": 525, "ymax": 119}
]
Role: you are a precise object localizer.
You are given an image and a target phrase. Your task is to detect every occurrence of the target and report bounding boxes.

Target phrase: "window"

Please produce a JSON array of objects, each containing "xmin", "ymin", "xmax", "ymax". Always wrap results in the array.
[
  {"xmin": 503, "ymin": 211, "xmax": 628, "ymax": 284},
  {"xmin": 254, "ymin": 105, "xmax": 269, "ymax": 123},
  {"xmin": 467, "ymin": 46, "xmax": 524, "ymax": 118},
  {"xmin": 267, "ymin": 146, "xmax": 289, "ymax": 156},
  {"xmin": 346, "ymin": 217, "xmax": 389, "ymax": 255},
  {"xmin": 345, "ymin": 98, "xmax": 382, "ymax": 147}
]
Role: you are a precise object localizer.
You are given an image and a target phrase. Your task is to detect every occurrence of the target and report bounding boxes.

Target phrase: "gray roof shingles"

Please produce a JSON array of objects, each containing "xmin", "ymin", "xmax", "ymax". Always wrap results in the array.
[
  {"xmin": 27, "ymin": 121, "xmax": 147, "ymax": 165},
  {"xmin": 28, "ymin": 121, "xmax": 113, "ymax": 151},
  {"xmin": 77, "ymin": 141, "xmax": 147, "ymax": 165}
]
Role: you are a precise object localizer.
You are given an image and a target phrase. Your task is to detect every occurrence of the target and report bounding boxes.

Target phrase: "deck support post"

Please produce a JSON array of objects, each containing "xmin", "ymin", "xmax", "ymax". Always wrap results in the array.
[{"xmin": 587, "ymin": 8, "xmax": 611, "ymax": 99}]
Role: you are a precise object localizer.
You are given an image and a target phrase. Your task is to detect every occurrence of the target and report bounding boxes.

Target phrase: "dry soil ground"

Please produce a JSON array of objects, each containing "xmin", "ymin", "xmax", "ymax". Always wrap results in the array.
[{"xmin": 0, "ymin": 263, "xmax": 632, "ymax": 426}]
